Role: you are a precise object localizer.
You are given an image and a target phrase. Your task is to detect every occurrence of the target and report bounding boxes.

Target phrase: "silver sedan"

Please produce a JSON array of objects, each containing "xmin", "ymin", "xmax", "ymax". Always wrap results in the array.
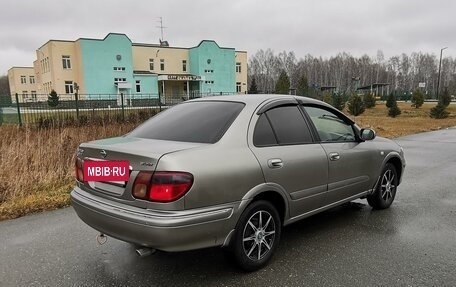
[{"xmin": 71, "ymin": 94, "xmax": 405, "ymax": 271}]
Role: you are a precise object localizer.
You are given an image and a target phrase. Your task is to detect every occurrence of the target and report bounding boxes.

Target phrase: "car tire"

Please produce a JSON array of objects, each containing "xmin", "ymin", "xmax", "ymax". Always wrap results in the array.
[
  {"xmin": 367, "ymin": 163, "xmax": 398, "ymax": 209},
  {"xmin": 230, "ymin": 200, "xmax": 281, "ymax": 272}
]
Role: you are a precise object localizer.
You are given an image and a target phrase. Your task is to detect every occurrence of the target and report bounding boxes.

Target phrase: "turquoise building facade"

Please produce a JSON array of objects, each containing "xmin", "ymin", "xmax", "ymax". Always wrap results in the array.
[{"xmin": 189, "ymin": 41, "xmax": 236, "ymax": 94}]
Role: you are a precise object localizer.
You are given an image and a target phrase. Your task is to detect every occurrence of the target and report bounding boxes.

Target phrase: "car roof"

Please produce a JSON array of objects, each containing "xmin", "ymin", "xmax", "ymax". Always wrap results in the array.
[
  {"xmin": 189, "ymin": 94, "xmax": 327, "ymax": 106},
  {"xmin": 188, "ymin": 94, "xmax": 355, "ymax": 125}
]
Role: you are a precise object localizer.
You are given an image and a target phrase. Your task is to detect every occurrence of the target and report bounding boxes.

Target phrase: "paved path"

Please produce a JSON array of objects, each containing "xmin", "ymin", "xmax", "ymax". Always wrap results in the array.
[{"xmin": 1, "ymin": 128, "xmax": 456, "ymax": 286}]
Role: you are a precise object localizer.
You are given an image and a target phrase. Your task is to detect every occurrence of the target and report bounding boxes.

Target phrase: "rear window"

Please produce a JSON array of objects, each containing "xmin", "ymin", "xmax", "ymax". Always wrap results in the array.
[{"xmin": 128, "ymin": 101, "xmax": 244, "ymax": 143}]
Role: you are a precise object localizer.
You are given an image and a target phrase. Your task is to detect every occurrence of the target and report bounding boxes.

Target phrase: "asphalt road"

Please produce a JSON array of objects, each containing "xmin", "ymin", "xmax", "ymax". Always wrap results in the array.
[{"xmin": 1, "ymin": 128, "xmax": 456, "ymax": 287}]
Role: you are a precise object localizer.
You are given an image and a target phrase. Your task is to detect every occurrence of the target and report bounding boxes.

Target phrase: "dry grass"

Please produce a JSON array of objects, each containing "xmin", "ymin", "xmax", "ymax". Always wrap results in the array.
[
  {"xmin": 0, "ymin": 123, "xmax": 138, "ymax": 220},
  {"xmin": 0, "ymin": 102, "xmax": 455, "ymax": 220},
  {"xmin": 354, "ymin": 102, "xmax": 456, "ymax": 138}
]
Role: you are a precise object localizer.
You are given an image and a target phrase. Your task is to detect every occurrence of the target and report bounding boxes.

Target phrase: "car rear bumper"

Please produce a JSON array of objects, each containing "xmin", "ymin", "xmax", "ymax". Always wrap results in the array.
[{"xmin": 71, "ymin": 186, "xmax": 237, "ymax": 252}]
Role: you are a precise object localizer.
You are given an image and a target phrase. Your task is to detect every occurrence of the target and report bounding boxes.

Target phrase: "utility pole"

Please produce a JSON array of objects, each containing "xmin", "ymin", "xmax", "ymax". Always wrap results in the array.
[{"xmin": 436, "ymin": 47, "xmax": 447, "ymax": 101}]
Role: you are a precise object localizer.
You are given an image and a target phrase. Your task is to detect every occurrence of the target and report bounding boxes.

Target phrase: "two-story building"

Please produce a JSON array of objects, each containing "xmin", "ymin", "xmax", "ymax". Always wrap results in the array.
[{"xmin": 8, "ymin": 33, "xmax": 248, "ymax": 103}]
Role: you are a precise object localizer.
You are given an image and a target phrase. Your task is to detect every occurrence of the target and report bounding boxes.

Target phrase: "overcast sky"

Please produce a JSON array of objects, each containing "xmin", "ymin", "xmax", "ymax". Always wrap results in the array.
[{"xmin": 1, "ymin": 0, "xmax": 455, "ymax": 75}]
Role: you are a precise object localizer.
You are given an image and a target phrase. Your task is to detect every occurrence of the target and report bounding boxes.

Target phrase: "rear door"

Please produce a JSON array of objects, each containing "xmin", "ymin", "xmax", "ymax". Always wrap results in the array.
[
  {"xmin": 249, "ymin": 103, "xmax": 328, "ymax": 218},
  {"xmin": 302, "ymin": 105, "xmax": 377, "ymax": 204}
]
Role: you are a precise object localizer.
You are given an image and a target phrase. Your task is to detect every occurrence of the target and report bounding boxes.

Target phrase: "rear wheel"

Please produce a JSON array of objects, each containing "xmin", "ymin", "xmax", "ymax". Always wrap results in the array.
[
  {"xmin": 367, "ymin": 163, "xmax": 398, "ymax": 209},
  {"xmin": 230, "ymin": 200, "xmax": 281, "ymax": 271}
]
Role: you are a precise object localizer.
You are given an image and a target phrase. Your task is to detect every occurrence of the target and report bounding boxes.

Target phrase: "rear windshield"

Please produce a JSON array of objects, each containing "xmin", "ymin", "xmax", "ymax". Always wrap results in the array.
[{"xmin": 128, "ymin": 101, "xmax": 244, "ymax": 143}]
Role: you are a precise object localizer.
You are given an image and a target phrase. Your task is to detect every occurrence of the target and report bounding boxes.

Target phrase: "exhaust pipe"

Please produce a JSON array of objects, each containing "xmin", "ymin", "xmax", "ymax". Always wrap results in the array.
[{"xmin": 136, "ymin": 247, "xmax": 156, "ymax": 257}]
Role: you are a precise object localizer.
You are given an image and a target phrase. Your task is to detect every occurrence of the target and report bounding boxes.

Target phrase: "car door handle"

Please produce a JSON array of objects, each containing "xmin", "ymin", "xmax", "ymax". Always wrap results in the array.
[
  {"xmin": 267, "ymin": 159, "xmax": 283, "ymax": 168},
  {"xmin": 329, "ymin": 152, "xmax": 340, "ymax": 161}
]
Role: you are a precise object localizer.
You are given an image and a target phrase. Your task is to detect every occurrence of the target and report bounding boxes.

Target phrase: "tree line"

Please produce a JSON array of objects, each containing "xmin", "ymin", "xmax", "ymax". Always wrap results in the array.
[{"xmin": 247, "ymin": 49, "xmax": 456, "ymax": 98}]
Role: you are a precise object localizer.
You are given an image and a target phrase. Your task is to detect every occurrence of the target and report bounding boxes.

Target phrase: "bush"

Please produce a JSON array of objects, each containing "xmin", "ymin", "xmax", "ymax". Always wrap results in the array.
[
  {"xmin": 47, "ymin": 90, "xmax": 60, "ymax": 108},
  {"xmin": 411, "ymin": 89, "xmax": 424, "ymax": 108},
  {"xmin": 322, "ymin": 93, "xmax": 333, "ymax": 106},
  {"xmin": 430, "ymin": 103, "xmax": 449, "ymax": 119},
  {"xmin": 347, "ymin": 94, "xmax": 365, "ymax": 116},
  {"xmin": 363, "ymin": 93, "xmax": 376, "ymax": 108},
  {"xmin": 332, "ymin": 94, "xmax": 346, "ymax": 111}
]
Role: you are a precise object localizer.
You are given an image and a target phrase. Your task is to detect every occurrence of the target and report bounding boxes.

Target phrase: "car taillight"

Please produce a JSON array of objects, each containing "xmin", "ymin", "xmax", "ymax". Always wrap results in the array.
[
  {"xmin": 132, "ymin": 171, "xmax": 193, "ymax": 203},
  {"xmin": 75, "ymin": 157, "xmax": 84, "ymax": 182}
]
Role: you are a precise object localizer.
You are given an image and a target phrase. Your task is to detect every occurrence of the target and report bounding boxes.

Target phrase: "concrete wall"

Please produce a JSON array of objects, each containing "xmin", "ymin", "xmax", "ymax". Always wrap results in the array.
[
  {"xmin": 7, "ymin": 67, "xmax": 36, "ymax": 102},
  {"xmin": 133, "ymin": 45, "xmax": 190, "ymax": 75},
  {"xmin": 79, "ymin": 33, "xmax": 134, "ymax": 99},
  {"xmin": 189, "ymin": 41, "xmax": 236, "ymax": 95},
  {"xmin": 235, "ymin": 51, "xmax": 248, "ymax": 94}
]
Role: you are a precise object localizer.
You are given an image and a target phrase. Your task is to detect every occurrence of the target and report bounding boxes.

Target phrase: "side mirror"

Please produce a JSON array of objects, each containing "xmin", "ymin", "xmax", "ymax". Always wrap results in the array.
[{"xmin": 360, "ymin": 128, "xmax": 376, "ymax": 141}]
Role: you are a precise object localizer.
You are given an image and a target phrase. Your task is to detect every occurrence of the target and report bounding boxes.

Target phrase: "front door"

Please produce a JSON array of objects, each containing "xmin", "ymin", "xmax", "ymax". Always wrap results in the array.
[{"xmin": 303, "ymin": 105, "xmax": 376, "ymax": 204}]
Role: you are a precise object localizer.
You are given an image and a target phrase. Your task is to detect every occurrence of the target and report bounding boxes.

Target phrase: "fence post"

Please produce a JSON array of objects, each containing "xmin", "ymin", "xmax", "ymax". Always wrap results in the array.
[
  {"xmin": 75, "ymin": 92, "xmax": 80, "ymax": 120},
  {"xmin": 15, "ymin": 93, "xmax": 22, "ymax": 126},
  {"xmin": 158, "ymin": 93, "xmax": 162, "ymax": 112},
  {"xmin": 120, "ymin": 92, "xmax": 125, "ymax": 121}
]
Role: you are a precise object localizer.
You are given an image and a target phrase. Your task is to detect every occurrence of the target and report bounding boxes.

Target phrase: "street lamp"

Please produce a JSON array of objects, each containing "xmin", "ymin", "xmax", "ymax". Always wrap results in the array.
[{"xmin": 436, "ymin": 47, "xmax": 448, "ymax": 100}]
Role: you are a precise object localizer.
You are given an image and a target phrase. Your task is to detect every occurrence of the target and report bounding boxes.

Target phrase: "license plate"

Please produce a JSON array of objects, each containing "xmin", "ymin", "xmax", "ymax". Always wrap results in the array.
[{"xmin": 84, "ymin": 160, "xmax": 130, "ymax": 182}]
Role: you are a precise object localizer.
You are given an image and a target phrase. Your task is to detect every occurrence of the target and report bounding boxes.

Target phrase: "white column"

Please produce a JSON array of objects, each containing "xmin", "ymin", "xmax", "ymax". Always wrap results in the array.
[{"xmin": 187, "ymin": 81, "xmax": 190, "ymax": 100}]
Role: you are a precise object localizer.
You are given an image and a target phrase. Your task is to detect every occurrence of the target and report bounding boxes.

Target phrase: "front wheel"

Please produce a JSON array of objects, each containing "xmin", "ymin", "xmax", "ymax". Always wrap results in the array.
[
  {"xmin": 367, "ymin": 163, "xmax": 398, "ymax": 209},
  {"xmin": 230, "ymin": 200, "xmax": 281, "ymax": 271}
]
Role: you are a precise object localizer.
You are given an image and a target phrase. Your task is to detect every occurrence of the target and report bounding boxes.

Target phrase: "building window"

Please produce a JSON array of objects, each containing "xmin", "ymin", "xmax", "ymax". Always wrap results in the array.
[
  {"xmin": 236, "ymin": 82, "xmax": 242, "ymax": 93},
  {"xmin": 114, "ymin": 78, "xmax": 127, "ymax": 83},
  {"xmin": 64, "ymin": 81, "xmax": 74, "ymax": 94},
  {"xmin": 31, "ymin": 91, "xmax": 37, "ymax": 101},
  {"xmin": 62, "ymin": 55, "xmax": 71, "ymax": 69},
  {"xmin": 22, "ymin": 91, "xmax": 28, "ymax": 96},
  {"xmin": 113, "ymin": 67, "xmax": 126, "ymax": 71},
  {"xmin": 136, "ymin": 80, "xmax": 141, "ymax": 93},
  {"xmin": 182, "ymin": 60, "xmax": 187, "ymax": 72},
  {"xmin": 29, "ymin": 76, "xmax": 35, "ymax": 84},
  {"xmin": 149, "ymin": 59, "xmax": 154, "ymax": 71},
  {"xmin": 20, "ymin": 76, "xmax": 26, "ymax": 84},
  {"xmin": 160, "ymin": 59, "xmax": 165, "ymax": 71},
  {"xmin": 236, "ymin": 62, "xmax": 241, "ymax": 73}
]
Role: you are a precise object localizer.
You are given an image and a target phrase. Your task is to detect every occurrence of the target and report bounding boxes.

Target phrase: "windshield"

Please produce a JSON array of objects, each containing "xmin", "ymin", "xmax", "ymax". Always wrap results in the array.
[{"xmin": 128, "ymin": 101, "xmax": 244, "ymax": 144}]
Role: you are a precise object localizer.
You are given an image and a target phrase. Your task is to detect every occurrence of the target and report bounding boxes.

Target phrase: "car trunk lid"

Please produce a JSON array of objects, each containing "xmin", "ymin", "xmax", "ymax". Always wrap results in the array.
[{"xmin": 76, "ymin": 136, "xmax": 205, "ymax": 205}]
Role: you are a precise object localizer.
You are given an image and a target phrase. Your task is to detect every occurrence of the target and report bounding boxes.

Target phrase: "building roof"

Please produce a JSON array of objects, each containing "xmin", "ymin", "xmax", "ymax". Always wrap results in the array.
[{"xmin": 357, "ymin": 83, "xmax": 390, "ymax": 90}]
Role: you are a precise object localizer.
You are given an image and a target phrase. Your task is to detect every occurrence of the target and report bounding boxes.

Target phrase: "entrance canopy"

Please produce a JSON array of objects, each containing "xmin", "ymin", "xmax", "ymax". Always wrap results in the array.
[{"xmin": 158, "ymin": 74, "xmax": 205, "ymax": 81}]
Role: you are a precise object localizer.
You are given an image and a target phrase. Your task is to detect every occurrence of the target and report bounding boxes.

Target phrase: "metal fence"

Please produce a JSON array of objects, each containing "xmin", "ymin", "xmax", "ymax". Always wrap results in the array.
[
  {"xmin": 0, "ymin": 92, "xmax": 237, "ymax": 127},
  {"xmin": 0, "ymin": 93, "xmax": 179, "ymax": 127}
]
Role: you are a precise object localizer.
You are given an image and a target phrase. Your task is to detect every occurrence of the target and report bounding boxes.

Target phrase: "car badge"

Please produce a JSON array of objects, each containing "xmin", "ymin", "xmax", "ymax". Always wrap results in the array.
[{"xmin": 100, "ymin": 150, "xmax": 107, "ymax": 158}]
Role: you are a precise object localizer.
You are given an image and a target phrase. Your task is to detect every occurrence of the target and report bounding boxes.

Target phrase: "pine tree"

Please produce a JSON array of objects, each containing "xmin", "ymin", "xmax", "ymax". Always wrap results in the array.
[
  {"xmin": 347, "ymin": 94, "xmax": 365, "ymax": 116},
  {"xmin": 322, "ymin": 92, "xmax": 333, "ymax": 105},
  {"xmin": 332, "ymin": 93, "xmax": 346, "ymax": 111},
  {"xmin": 275, "ymin": 70, "xmax": 290, "ymax": 95},
  {"xmin": 430, "ymin": 103, "xmax": 449, "ymax": 119},
  {"xmin": 386, "ymin": 93, "xmax": 395, "ymax": 108},
  {"xmin": 386, "ymin": 92, "xmax": 401, "ymax": 117},
  {"xmin": 388, "ymin": 105, "xmax": 402, "ymax": 117},
  {"xmin": 296, "ymin": 74, "xmax": 309, "ymax": 96},
  {"xmin": 248, "ymin": 77, "xmax": 258, "ymax": 94},
  {"xmin": 47, "ymin": 90, "xmax": 59, "ymax": 107},
  {"xmin": 363, "ymin": 93, "xmax": 376, "ymax": 108},
  {"xmin": 411, "ymin": 89, "xmax": 424, "ymax": 108}
]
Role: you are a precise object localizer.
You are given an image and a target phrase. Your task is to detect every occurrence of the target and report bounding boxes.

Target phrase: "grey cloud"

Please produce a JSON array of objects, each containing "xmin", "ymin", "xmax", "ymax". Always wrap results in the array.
[{"xmin": 1, "ymin": 0, "xmax": 455, "ymax": 75}]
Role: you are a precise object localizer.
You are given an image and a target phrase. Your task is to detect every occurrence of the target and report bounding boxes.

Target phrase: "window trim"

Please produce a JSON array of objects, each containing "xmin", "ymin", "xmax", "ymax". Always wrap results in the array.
[
  {"xmin": 62, "ymin": 55, "xmax": 71, "ymax": 69},
  {"xmin": 300, "ymin": 104, "xmax": 360, "ymax": 143},
  {"xmin": 253, "ymin": 104, "xmax": 316, "ymax": 147}
]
